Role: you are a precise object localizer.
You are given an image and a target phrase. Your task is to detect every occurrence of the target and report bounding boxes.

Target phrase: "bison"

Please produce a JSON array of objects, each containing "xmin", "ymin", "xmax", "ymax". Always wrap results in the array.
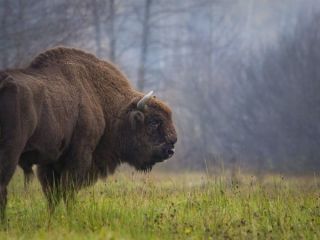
[{"xmin": 0, "ymin": 47, "xmax": 177, "ymax": 219}]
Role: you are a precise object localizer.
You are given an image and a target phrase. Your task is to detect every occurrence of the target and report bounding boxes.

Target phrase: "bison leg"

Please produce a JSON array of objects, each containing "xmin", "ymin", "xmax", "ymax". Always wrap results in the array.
[
  {"xmin": 62, "ymin": 187, "xmax": 76, "ymax": 213},
  {"xmin": 37, "ymin": 165, "xmax": 62, "ymax": 214},
  {"xmin": 60, "ymin": 146, "xmax": 95, "ymax": 210},
  {"xmin": 19, "ymin": 162, "xmax": 34, "ymax": 191},
  {"xmin": 23, "ymin": 169, "xmax": 34, "ymax": 190},
  {"xmin": 0, "ymin": 134, "xmax": 26, "ymax": 222},
  {"xmin": 0, "ymin": 76, "xmax": 37, "ymax": 222},
  {"xmin": 0, "ymin": 149, "xmax": 21, "ymax": 223},
  {"xmin": 19, "ymin": 151, "xmax": 38, "ymax": 190}
]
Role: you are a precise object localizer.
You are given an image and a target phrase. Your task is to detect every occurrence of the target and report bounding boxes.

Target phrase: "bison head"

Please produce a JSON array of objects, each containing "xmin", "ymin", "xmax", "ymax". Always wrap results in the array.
[{"xmin": 118, "ymin": 91, "xmax": 177, "ymax": 172}]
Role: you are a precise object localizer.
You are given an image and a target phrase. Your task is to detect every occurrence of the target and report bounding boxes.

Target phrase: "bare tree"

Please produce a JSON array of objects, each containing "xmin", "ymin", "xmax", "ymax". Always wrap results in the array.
[
  {"xmin": 0, "ymin": 0, "xmax": 9, "ymax": 68},
  {"xmin": 137, "ymin": 0, "xmax": 152, "ymax": 91},
  {"xmin": 108, "ymin": 0, "xmax": 116, "ymax": 62},
  {"xmin": 92, "ymin": 0, "xmax": 103, "ymax": 57}
]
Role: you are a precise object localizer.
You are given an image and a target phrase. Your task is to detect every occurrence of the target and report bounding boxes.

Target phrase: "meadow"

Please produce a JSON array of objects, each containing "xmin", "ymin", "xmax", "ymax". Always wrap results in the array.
[{"xmin": 0, "ymin": 168, "xmax": 319, "ymax": 239}]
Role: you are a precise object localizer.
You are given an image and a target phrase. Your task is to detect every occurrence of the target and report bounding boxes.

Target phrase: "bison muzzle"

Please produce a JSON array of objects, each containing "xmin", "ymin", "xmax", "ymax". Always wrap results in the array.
[{"xmin": 0, "ymin": 47, "xmax": 177, "ymax": 220}]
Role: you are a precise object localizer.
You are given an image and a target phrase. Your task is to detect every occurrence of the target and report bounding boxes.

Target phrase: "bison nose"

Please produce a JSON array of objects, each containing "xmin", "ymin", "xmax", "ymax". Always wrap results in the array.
[{"xmin": 169, "ymin": 136, "xmax": 177, "ymax": 145}]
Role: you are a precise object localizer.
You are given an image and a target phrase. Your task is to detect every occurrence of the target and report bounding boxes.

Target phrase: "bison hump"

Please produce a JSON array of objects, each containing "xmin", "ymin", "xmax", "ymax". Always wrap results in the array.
[{"xmin": 29, "ymin": 47, "xmax": 99, "ymax": 69}]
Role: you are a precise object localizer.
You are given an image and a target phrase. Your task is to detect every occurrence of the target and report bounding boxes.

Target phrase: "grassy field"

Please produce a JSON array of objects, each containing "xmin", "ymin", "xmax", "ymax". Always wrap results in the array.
[{"xmin": 0, "ymin": 168, "xmax": 319, "ymax": 239}]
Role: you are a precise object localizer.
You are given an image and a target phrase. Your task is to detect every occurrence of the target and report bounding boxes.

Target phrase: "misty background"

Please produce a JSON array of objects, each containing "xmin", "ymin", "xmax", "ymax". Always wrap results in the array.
[{"xmin": 1, "ymin": 0, "xmax": 320, "ymax": 174}]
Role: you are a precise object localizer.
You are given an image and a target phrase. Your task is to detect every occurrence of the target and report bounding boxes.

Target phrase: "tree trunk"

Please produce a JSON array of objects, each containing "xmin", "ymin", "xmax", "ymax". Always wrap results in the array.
[
  {"xmin": 109, "ymin": 0, "xmax": 116, "ymax": 62},
  {"xmin": 92, "ymin": 0, "xmax": 102, "ymax": 57},
  {"xmin": 15, "ymin": 0, "xmax": 25, "ymax": 66},
  {"xmin": 1, "ymin": 0, "xmax": 9, "ymax": 68},
  {"xmin": 137, "ymin": 0, "xmax": 152, "ymax": 91}
]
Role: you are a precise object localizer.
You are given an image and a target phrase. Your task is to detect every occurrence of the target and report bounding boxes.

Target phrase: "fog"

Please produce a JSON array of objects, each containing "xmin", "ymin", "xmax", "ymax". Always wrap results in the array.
[{"xmin": 1, "ymin": 0, "xmax": 320, "ymax": 173}]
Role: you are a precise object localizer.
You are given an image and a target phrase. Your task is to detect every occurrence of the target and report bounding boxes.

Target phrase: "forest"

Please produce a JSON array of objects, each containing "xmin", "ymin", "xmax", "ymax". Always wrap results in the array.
[{"xmin": 1, "ymin": 0, "xmax": 320, "ymax": 173}]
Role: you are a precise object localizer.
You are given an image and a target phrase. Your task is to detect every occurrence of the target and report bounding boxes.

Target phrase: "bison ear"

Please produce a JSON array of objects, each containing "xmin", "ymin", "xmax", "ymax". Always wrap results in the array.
[{"xmin": 129, "ymin": 110, "xmax": 145, "ymax": 130}]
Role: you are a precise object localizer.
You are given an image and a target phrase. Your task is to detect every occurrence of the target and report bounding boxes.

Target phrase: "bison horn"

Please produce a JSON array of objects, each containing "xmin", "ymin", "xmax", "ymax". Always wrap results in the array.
[{"xmin": 137, "ymin": 90, "xmax": 154, "ymax": 110}]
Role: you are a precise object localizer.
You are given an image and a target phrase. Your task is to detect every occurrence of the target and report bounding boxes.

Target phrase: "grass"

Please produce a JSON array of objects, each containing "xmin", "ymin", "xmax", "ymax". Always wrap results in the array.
[{"xmin": 0, "ymin": 168, "xmax": 319, "ymax": 239}]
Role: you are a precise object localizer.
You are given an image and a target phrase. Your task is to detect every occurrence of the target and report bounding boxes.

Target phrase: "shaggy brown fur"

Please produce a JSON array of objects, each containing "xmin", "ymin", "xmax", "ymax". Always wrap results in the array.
[{"xmin": 0, "ymin": 47, "xmax": 177, "ymax": 219}]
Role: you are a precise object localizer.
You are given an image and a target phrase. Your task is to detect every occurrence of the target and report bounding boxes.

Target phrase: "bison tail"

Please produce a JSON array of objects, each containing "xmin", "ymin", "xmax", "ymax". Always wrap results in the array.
[
  {"xmin": 0, "ymin": 71, "xmax": 13, "ymax": 92},
  {"xmin": 0, "ymin": 72, "xmax": 24, "ymax": 142},
  {"xmin": 0, "ymin": 71, "xmax": 10, "ymax": 138}
]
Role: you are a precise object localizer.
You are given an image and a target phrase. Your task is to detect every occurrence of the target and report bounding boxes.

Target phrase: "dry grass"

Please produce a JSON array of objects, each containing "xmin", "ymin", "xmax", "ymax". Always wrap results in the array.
[{"xmin": 0, "ymin": 168, "xmax": 319, "ymax": 239}]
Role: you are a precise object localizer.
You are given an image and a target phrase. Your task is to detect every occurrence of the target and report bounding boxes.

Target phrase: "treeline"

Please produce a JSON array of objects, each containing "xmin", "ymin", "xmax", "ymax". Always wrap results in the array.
[{"xmin": 0, "ymin": 0, "xmax": 319, "ymax": 173}]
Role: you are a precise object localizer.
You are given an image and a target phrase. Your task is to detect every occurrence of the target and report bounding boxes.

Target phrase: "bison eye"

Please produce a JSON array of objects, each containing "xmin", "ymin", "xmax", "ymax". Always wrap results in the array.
[{"xmin": 148, "ymin": 120, "xmax": 160, "ymax": 130}]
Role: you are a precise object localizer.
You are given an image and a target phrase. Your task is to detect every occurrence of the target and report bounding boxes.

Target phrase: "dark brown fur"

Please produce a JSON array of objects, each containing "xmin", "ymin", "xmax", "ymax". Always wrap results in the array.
[{"xmin": 0, "ymin": 47, "xmax": 177, "ymax": 219}]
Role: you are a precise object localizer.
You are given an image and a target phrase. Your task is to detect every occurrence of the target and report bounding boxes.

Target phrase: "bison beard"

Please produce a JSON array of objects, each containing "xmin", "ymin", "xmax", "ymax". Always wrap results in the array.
[{"xmin": 0, "ymin": 47, "xmax": 177, "ymax": 221}]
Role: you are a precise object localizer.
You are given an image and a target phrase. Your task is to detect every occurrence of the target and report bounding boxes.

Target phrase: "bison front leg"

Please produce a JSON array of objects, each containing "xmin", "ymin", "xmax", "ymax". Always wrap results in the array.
[
  {"xmin": 61, "ymin": 185, "xmax": 76, "ymax": 213},
  {"xmin": 59, "ymin": 110, "xmax": 104, "ymax": 211},
  {"xmin": 37, "ymin": 165, "xmax": 62, "ymax": 215},
  {"xmin": 60, "ymin": 146, "xmax": 96, "ymax": 210}
]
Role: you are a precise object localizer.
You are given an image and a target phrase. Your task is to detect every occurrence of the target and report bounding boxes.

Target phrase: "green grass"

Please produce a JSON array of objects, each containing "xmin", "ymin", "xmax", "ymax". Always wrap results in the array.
[{"xmin": 0, "ymin": 168, "xmax": 319, "ymax": 239}]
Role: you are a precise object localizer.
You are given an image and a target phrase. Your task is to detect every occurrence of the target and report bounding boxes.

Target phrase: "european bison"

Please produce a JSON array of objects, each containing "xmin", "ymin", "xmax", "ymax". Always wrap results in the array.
[{"xmin": 0, "ymin": 47, "xmax": 177, "ymax": 219}]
